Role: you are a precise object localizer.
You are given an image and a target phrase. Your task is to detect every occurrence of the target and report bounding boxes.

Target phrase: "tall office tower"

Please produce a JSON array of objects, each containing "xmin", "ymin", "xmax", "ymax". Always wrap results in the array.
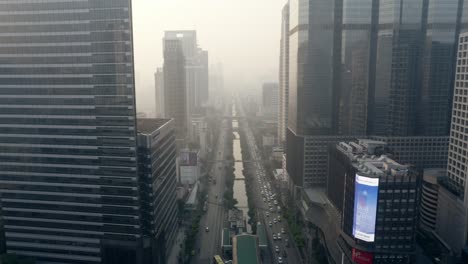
[
  {"xmin": 338, "ymin": 0, "xmax": 378, "ymax": 135},
  {"xmin": 419, "ymin": 0, "xmax": 464, "ymax": 136},
  {"xmin": 278, "ymin": 2, "xmax": 290, "ymax": 145},
  {"xmin": 286, "ymin": 0, "xmax": 339, "ymax": 188},
  {"xmin": 137, "ymin": 119, "xmax": 178, "ymax": 264},
  {"xmin": 262, "ymin": 82, "xmax": 279, "ymax": 119},
  {"xmin": 154, "ymin": 68, "xmax": 164, "ymax": 118},
  {"xmin": 448, "ymin": 32, "xmax": 468, "ymax": 205},
  {"xmin": 370, "ymin": 0, "xmax": 427, "ymax": 136},
  {"xmin": 163, "ymin": 39, "xmax": 187, "ymax": 141},
  {"xmin": 331, "ymin": 140, "xmax": 421, "ymax": 264},
  {"xmin": 0, "ymin": 1, "xmax": 148, "ymax": 263},
  {"xmin": 164, "ymin": 31, "xmax": 205, "ymax": 113},
  {"xmin": 196, "ymin": 49, "xmax": 209, "ymax": 107}
]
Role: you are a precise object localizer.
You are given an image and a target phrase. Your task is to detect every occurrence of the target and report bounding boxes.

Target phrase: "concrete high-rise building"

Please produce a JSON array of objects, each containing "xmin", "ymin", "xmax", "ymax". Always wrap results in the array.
[
  {"xmin": 0, "ymin": 1, "xmax": 155, "ymax": 263},
  {"xmin": 163, "ymin": 38, "xmax": 187, "ymax": 141},
  {"xmin": 444, "ymin": 35, "xmax": 468, "ymax": 251},
  {"xmin": 448, "ymin": 32, "xmax": 468, "ymax": 203},
  {"xmin": 262, "ymin": 82, "xmax": 279, "ymax": 119},
  {"xmin": 330, "ymin": 140, "xmax": 421, "ymax": 264},
  {"xmin": 154, "ymin": 68, "xmax": 165, "ymax": 118},
  {"xmin": 278, "ymin": 3, "xmax": 290, "ymax": 145},
  {"xmin": 137, "ymin": 119, "xmax": 178, "ymax": 264}
]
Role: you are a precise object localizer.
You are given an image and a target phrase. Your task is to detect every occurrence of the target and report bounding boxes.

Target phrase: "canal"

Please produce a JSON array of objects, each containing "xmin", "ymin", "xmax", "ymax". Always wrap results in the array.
[{"xmin": 231, "ymin": 104, "xmax": 251, "ymax": 232}]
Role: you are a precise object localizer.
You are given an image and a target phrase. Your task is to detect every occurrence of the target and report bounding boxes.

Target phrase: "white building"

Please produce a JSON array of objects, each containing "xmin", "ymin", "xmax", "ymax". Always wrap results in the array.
[
  {"xmin": 444, "ymin": 32, "xmax": 468, "ymax": 255},
  {"xmin": 177, "ymin": 149, "xmax": 200, "ymax": 185}
]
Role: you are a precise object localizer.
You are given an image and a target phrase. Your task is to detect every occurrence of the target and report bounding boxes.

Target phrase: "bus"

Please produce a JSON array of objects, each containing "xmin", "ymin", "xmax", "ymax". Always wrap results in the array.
[{"xmin": 213, "ymin": 255, "xmax": 224, "ymax": 264}]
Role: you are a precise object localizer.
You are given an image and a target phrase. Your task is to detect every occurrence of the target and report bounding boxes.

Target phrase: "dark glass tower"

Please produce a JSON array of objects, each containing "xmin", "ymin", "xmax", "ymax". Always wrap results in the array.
[
  {"xmin": 339, "ymin": 0, "xmax": 379, "ymax": 135},
  {"xmin": 287, "ymin": 0, "xmax": 338, "ymax": 187},
  {"xmin": 0, "ymin": 1, "xmax": 145, "ymax": 263},
  {"xmin": 418, "ymin": 0, "xmax": 463, "ymax": 136},
  {"xmin": 370, "ymin": 0, "xmax": 427, "ymax": 136}
]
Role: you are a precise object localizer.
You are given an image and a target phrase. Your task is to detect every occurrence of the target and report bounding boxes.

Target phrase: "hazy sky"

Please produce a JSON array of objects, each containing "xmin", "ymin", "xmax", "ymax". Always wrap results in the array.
[{"xmin": 133, "ymin": 0, "xmax": 286, "ymax": 112}]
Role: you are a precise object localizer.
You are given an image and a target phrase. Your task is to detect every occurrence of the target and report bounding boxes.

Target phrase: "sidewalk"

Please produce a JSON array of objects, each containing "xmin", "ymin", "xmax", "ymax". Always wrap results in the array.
[{"xmin": 167, "ymin": 228, "xmax": 186, "ymax": 264}]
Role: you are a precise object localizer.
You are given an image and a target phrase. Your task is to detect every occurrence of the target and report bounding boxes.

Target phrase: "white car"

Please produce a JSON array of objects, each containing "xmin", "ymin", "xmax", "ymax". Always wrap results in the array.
[
  {"xmin": 275, "ymin": 246, "xmax": 280, "ymax": 253},
  {"xmin": 269, "ymin": 221, "xmax": 272, "ymax": 227},
  {"xmin": 277, "ymin": 233, "xmax": 281, "ymax": 240},
  {"xmin": 281, "ymin": 228, "xmax": 285, "ymax": 234},
  {"xmin": 278, "ymin": 257, "xmax": 284, "ymax": 263},
  {"xmin": 273, "ymin": 234, "xmax": 277, "ymax": 240}
]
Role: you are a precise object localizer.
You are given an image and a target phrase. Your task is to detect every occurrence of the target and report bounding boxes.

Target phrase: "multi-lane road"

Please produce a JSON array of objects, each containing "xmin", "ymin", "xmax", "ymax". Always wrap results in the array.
[
  {"xmin": 192, "ymin": 106, "xmax": 229, "ymax": 264},
  {"xmin": 238, "ymin": 101, "xmax": 303, "ymax": 264},
  {"xmin": 191, "ymin": 101, "xmax": 303, "ymax": 264}
]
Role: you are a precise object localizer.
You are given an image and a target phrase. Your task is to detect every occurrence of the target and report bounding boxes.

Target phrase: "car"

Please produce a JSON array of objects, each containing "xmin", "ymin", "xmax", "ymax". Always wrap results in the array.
[
  {"xmin": 273, "ymin": 219, "xmax": 277, "ymax": 224},
  {"xmin": 277, "ymin": 233, "xmax": 281, "ymax": 240},
  {"xmin": 266, "ymin": 212, "xmax": 270, "ymax": 217},
  {"xmin": 278, "ymin": 216, "xmax": 281, "ymax": 222},
  {"xmin": 270, "ymin": 207, "xmax": 274, "ymax": 212},
  {"xmin": 269, "ymin": 221, "xmax": 272, "ymax": 227},
  {"xmin": 281, "ymin": 228, "xmax": 285, "ymax": 234},
  {"xmin": 278, "ymin": 256, "xmax": 284, "ymax": 263},
  {"xmin": 275, "ymin": 246, "xmax": 280, "ymax": 253},
  {"xmin": 285, "ymin": 239, "xmax": 290, "ymax": 247},
  {"xmin": 205, "ymin": 227, "xmax": 209, "ymax": 232},
  {"xmin": 263, "ymin": 198, "xmax": 266, "ymax": 202}
]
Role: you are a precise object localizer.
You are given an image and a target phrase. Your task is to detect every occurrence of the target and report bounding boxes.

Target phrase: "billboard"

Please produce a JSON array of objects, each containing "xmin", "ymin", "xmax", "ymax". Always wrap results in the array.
[
  {"xmin": 353, "ymin": 174, "xmax": 379, "ymax": 242},
  {"xmin": 180, "ymin": 151, "xmax": 198, "ymax": 166},
  {"xmin": 352, "ymin": 248, "xmax": 373, "ymax": 264}
]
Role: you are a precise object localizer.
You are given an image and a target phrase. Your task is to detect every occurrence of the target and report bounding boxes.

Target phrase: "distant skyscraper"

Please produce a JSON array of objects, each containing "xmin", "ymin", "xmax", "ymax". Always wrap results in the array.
[
  {"xmin": 278, "ymin": 3, "xmax": 290, "ymax": 145},
  {"xmin": 0, "ymin": 1, "xmax": 150, "ymax": 263},
  {"xmin": 196, "ymin": 49, "xmax": 209, "ymax": 107},
  {"xmin": 262, "ymin": 83, "xmax": 279, "ymax": 118},
  {"xmin": 163, "ymin": 38, "xmax": 187, "ymax": 140},
  {"xmin": 154, "ymin": 68, "xmax": 165, "ymax": 118}
]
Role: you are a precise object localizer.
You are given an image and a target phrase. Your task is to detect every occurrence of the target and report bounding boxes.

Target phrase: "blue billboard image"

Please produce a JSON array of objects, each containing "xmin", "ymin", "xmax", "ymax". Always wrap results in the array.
[{"xmin": 353, "ymin": 174, "xmax": 379, "ymax": 242}]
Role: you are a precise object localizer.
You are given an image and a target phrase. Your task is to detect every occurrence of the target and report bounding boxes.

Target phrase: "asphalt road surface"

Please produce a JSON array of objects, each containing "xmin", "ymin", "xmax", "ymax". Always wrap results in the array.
[
  {"xmin": 192, "ymin": 105, "xmax": 229, "ymax": 264},
  {"xmin": 238, "ymin": 101, "xmax": 303, "ymax": 264}
]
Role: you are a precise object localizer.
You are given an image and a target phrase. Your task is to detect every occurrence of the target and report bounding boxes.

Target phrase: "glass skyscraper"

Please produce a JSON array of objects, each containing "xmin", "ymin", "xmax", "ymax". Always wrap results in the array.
[
  {"xmin": 0, "ymin": 1, "xmax": 146, "ymax": 263},
  {"xmin": 339, "ymin": 0, "xmax": 378, "ymax": 135}
]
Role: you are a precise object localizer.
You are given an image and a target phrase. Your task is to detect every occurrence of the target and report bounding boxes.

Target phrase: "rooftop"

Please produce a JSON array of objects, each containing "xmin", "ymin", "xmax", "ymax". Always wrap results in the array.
[
  {"xmin": 137, "ymin": 118, "xmax": 171, "ymax": 134},
  {"xmin": 233, "ymin": 234, "xmax": 259, "ymax": 264},
  {"xmin": 337, "ymin": 140, "xmax": 410, "ymax": 178}
]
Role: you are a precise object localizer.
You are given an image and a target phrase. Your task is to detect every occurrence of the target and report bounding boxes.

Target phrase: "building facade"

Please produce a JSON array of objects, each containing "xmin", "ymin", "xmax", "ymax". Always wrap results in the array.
[
  {"xmin": 154, "ymin": 68, "xmax": 164, "ymax": 118},
  {"xmin": 335, "ymin": 141, "xmax": 421, "ymax": 264},
  {"xmin": 163, "ymin": 38, "xmax": 187, "ymax": 141},
  {"xmin": 278, "ymin": 3, "xmax": 290, "ymax": 145},
  {"xmin": 261, "ymin": 82, "xmax": 279, "ymax": 119},
  {"xmin": 338, "ymin": 0, "xmax": 378, "ymax": 135},
  {"xmin": 448, "ymin": 32, "xmax": 468, "ymax": 203},
  {"xmin": 286, "ymin": 0, "xmax": 339, "ymax": 189},
  {"xmin": 137, "ymin": 119, "xmax": 178, "ymax": 264},
  {"xmin": 0, "ymin": 1, "xmax": 147, "ymax": 263}
]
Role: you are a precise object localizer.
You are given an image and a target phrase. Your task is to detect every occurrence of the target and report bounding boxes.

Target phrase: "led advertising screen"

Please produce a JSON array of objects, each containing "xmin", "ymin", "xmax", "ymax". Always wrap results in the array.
[{"xmin": 353, "ymin": 174, "xmax": 379, "ymax": 242}]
